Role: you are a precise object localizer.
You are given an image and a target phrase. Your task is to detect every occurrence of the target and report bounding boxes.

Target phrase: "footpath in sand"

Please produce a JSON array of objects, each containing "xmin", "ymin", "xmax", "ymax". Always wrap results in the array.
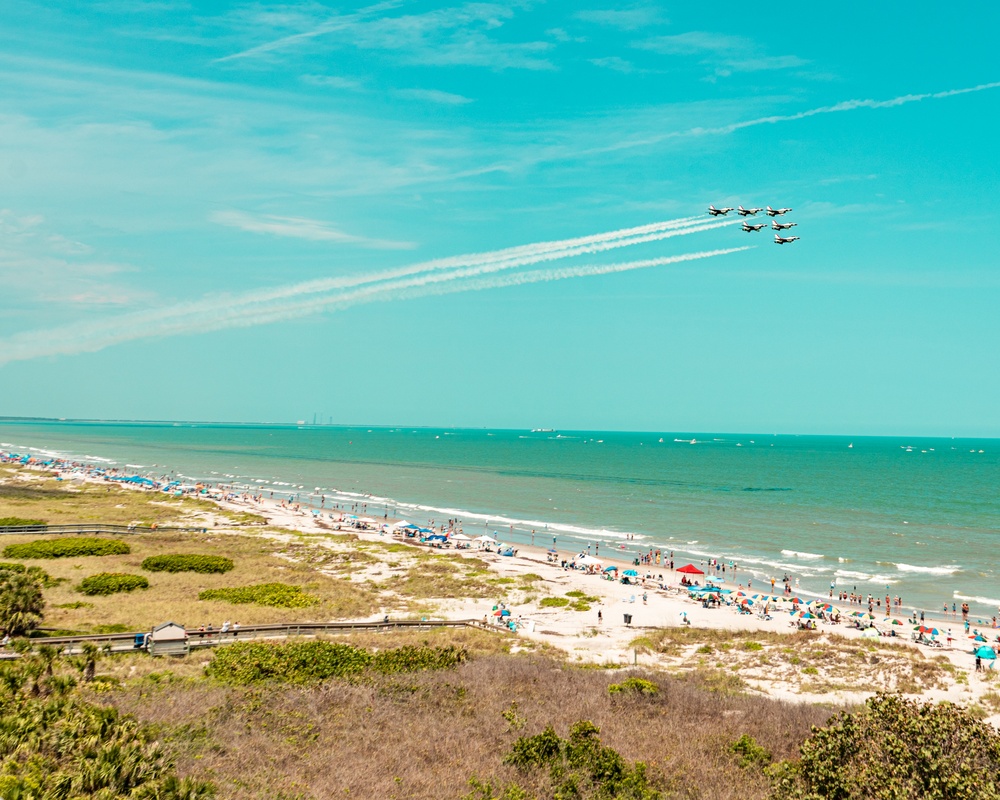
[{"xmin": 209, "ymin": 491, "xmax": 1000, "ymax": 724}]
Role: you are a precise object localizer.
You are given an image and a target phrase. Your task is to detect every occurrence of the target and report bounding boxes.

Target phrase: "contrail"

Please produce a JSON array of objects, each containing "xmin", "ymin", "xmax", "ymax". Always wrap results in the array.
[
  {"xmin": 0, "ymin": 218, "xmax": 741, "ymax": 365},
  {"xmin": 587, "ymin": 80, "xmax": 1000, "ymax": 157}
]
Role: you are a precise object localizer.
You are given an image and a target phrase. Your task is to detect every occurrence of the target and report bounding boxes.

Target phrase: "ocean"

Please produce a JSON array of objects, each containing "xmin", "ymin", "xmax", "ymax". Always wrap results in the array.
[{"xmin": 1, "ymin": 420, "xmax": 997, "ymax": 619}]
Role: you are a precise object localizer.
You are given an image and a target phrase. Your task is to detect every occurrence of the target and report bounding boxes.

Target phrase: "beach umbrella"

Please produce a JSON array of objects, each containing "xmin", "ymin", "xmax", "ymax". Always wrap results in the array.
[
  {"xmin": 889, "ymin": 618, "xmax": 904, "ymax": 626},
  {"xmin": 474, "ymin": 535, "xmax": 498, "ymax": 544},
  {"xmin": 676, "ymin": 564, "xmax": 705, "ymax": 575},
  {"xmin": 973, "ymin": 634, "xmax": 987, "ymax": 642},
  {"xmin": 975, "ymin": 646, "xmax": 997, "ymax": 660},
  {"xmin": 500, "ymin": 609, "xmax": 511, "ymax": 617},
  {"xmin": 623, "ymin": 569, "xmax": 639, "ymax": 577},
  {"xmin": 493, "ymin": 610, "xmax": 503, "ymax": 616},
  {"xmin": 577, "ymin": 555, "xmax": 602, "ymax": 567},
  {"xmin": 603, "ymin": 566, "xmax": 618, "ymax": 572},
  {"xmin": 548, "ymin": 548, "xmax": 558, "ymax": 554},
  {"xmin": 860, "ymin": 627, "xmax": 880, "ymax": 639}
]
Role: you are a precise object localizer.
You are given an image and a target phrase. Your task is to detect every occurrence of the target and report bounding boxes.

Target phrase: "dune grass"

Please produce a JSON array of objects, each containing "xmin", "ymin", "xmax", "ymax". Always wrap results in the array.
[{"xmin": 99, "ymin": 653, "xmax": 835, "ymax": 800}]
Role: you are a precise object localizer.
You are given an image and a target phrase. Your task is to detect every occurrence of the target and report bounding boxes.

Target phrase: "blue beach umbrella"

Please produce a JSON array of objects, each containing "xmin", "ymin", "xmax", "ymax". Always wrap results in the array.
[
  {"xmin": 603, "ymin": 566, "xmax": 618, "ymax": 572},
  {"xmin": 975, "ymin": 646, "xmax": 997, "ymax": 660},
  {"xmin": 623, "ymin": 569, "xmax": 639, "ymax": 577},
  {"xmin": 973, "ymin": 634, "xmax": 987, "ymax": 642}
]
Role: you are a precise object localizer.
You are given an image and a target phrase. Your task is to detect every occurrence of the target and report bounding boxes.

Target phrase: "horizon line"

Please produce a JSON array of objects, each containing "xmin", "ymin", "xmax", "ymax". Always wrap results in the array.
[{"xmin": 0, "ymin": 416, "xmax": 995, "ymax": 441}]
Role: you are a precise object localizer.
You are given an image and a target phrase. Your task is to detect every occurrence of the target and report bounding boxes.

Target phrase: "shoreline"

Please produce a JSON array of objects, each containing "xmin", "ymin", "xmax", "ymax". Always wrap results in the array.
[
  {"xmin": 2, "ymin": 450, "xmax": 999, "ymax": 721},
  {"xmin": 1, "ymin": 437, "xmax": 998, "ymax": 628}
]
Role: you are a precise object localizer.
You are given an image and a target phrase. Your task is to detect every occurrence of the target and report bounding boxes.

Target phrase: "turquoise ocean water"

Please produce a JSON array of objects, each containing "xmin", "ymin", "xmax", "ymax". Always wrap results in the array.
[{"xmin": 1, "ymin": 421, "xmax": 997, "ymax": 619}]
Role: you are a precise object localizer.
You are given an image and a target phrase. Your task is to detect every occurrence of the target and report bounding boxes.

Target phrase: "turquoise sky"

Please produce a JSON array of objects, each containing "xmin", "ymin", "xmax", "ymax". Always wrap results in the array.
[{"xmin": 1, "ymin": 2, "xmax": 998, "ymax": 436}]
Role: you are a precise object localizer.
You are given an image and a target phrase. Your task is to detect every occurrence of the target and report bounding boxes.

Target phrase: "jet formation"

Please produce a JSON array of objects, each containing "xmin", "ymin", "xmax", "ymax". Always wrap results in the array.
[{"xmin": 709, "ymin": 203, "xmax": 801, "ymax": 244}]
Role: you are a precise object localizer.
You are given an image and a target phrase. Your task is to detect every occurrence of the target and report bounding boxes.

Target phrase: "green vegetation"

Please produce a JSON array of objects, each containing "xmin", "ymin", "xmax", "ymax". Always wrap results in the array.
[
  {"xmin": 0, "ymin": 649, "xmax": 213, "ymax": 798},
  {"xmin": 142, "ymin": 554, "xmax": 235, "ymax": 574},
  {"xmin": 771, "ymin": 693, "xmax": 1000, "ymax": 799},
  {"xmin": 608, "ymin": 677, "xmax": 659, "ymax": 696},
  {"xmin": 205, "ymin": 640, "xmax": 467, "ymax": 684},
  {"xmin": 198, "ymin": 582, "xmax": 319, "ymax": 608},
  {"xmin": 0, "ymin": 570, "xmax": 44, "ymax": 636},
  {"xmin": 539, "ymin": 597, "xmax": 570, "ymax": 608},
  {"xmin": 502, "ymin": 720, "xmax": 661, "ymax": 799},
  {"xmin": 77, "ymin": 573, "xmax": 150, "ymax": 596},
  {"xmin": 729, "ymin": 734, "xmax": 772, "ymax": 769},
  {"xmin": 0, "ymin": 516, "xmax": 46, "ymax": 527},
  {"xmin": 3, "ymin": 536, "xmax": 131, "ymax": 560}
]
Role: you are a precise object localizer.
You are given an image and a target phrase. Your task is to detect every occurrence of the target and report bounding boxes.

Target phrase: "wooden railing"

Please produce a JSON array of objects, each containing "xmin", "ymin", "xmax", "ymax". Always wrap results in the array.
[
  {"xmin": 0, "ymin": 618, "xmax": 510, "ymax": 658},
  {"xmin": 0, "ymin": 523, "xmax": 208, "ymax": 535}
]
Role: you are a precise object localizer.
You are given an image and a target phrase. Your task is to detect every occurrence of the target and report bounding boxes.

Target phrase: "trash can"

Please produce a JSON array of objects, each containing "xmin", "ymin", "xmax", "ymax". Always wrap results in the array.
[{"xmin": 623, "ymin": 613, "xmax": 633, "ymax": 626}]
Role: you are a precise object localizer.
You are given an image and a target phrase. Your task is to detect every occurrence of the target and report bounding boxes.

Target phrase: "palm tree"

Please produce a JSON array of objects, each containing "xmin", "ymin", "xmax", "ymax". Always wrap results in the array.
[{"xmin": 0, "ymin": 571, "xmax": 44, "ymax": 637}]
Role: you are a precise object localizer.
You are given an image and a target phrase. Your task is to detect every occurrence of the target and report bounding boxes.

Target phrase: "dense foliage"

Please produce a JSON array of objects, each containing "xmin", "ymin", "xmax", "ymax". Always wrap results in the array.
[
  {"xmin": 0, "ymin": 571, "xmax": 44, "ymax": 636},
  {"xmin": 608, "ymin": 677, "xmax": 659, "ymax": 696},
  {"xmin": 3, "ymin": 536, "xmax": 131, "ymax": 559},
  {"xmin": 198, "ymin": 582, "xmax": 318, "ymax": 608},
  {"xmin": 0, "ymin": 562, "xmax": 59, "ymax": 588},
  {"xmin": 205, "ymin": 640, "xmax": 467, "ymax": 684},
  {"xmin": 142, "ymin": 554, "xmax": 234, "ymax": 574},
  {"xmin": 76, "ymin": 573, "xmax": 150, "ymax": 596},
  {"xmin": 770, "ymin": 693, "xmax": 1000, "ymax": 800},
  {"xmin": 494, "ymin": 719, "xmax": 661, "ymax": 799},
  {"xmin": 0, "ymin": 517, "xmax": 46, "ymax": 527},
  {"xmin": 0, "ymin": 650, "xmax": 214, "ymax": 798}
]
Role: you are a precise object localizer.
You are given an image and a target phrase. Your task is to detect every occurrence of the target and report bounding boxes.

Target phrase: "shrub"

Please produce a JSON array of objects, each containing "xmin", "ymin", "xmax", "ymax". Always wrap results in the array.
[
  {"xmin": 142, "ymin": 554, "xmax": 234, "ymax": 574},
  {"xmin": 3, "ymin": 537, "xmax": 130, "ymax": 559},
  {"xmin": 504, "ymin": 720, "xmax": 662, "ymax": 798},
  {"xmin": 198, "ymin": 582, "xmax": 319, "ymax": 608},
  {"xmin": 608, "ymin": 677, "xmax": 659, "ymax": 696},
  {"xmin": 0, "ymin": 562, "xmax": 26, "ymax": 573},
  {"xmin": 0, "ymin": 571, "xmax": 44, "ymax": 636},
  {"xmin": 770, "ymin": 693, "xmax": 1000, "ymax": 799},
  {"xmin": 77, "ymin": 573, "xmax": 150, "ymax": 596},
  {"xmin": 539, "ymin": 597, "xmax": 570, "ymax": 608},
  {"xmin": 205, "ymin": 640, "xmax": 467, "ymax": 684},
  {"xmin": 0, "ymin": 517, "xmax": 46, "ymax": 527},
  {"xmin": 729, "ymin": 734, "xmax": 772, "ymax": 769}
]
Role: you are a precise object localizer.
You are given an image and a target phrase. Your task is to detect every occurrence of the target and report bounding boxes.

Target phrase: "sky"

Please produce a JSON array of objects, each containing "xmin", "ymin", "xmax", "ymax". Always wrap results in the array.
[{"xmin": 0, "ymin": 1, "xmax": 998, "ymax": 436}]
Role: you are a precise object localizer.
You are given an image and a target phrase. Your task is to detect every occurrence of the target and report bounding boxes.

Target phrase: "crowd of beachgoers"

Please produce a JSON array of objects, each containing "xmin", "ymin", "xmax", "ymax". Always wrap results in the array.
[{"xmin": 3, "ymin": 447, "xmax": 998, "ymax": 676}]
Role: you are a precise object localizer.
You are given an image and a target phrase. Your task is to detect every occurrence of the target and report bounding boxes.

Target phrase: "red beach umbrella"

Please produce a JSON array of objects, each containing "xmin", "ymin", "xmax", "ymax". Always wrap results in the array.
[{"xmin": 676, "ymin": 564, "xmax": 705, "ymax": 575}]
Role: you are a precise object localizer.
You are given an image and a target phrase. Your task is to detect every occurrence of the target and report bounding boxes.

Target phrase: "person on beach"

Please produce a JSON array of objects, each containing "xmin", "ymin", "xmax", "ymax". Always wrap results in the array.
[{"xmin": 597, "ymin": 610, "xmax": 602, "ymax": 624}]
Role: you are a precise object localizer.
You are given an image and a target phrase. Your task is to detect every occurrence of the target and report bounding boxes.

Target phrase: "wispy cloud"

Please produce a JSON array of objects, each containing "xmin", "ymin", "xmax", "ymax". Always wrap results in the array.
[
  {"xmin": 590, "ymin": 56, "xmax": 646, "ymax": 74},
  {"xmin": 214, "ymin": 3, "xmax": 555, "ymax": 71},
  {"xmin": 0, "ymin": 209, "xmax": 147, "ymax": 307},
  {"xmin": 210, "ymin": 210, "xmax": 416, "ymax": 250},
  {"xmin": 0, "ymin": 216, "xmax": 741, "ymax": 365},
  {"xmin": 394, "ymin": 88, "xmax": 473, "ymax": 105},
  {"xmin": 636, "ymin": 31, "xmax": 807, "ymax": 77},
  {"xmin": 300, "ymin": 74, "xmax": 364, "ymax": 90},
  {"xmin": 576, "ymin": 6, "xmax": 666, "ymax": 31}
]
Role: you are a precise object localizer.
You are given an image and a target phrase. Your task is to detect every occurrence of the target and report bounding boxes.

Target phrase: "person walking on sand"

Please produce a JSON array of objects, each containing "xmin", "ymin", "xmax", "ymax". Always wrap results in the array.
[
  {"xmin": 597, "ymin": 610, "xmax": 602, "ymax": 624},
  {"xmin": 642, "ymin": 592, "xmax": 648, "ymax": 605}
]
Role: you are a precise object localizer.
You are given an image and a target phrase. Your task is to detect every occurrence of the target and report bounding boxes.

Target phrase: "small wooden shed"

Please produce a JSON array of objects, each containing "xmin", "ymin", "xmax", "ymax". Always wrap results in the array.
[{"xmin": 148, "ymin": 621, "xmax": 189, "ymax": 657}]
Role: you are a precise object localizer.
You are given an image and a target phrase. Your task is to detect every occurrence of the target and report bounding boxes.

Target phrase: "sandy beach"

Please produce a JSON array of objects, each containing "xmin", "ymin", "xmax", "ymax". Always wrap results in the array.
[{"xmin": 204, "ymin": 487, "xmax": 1000, "ymax": 722}]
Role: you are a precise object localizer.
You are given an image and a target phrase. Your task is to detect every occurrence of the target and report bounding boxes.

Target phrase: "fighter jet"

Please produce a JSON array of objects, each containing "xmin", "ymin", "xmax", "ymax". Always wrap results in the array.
[
  {"xmin": 765, "ymin": 206, "xmax": 792, "ymax": 216},
  {"xmin": 742, "ymin": 221, "xmax": 767, "ymax": 232},
  {"xmin": 737, "ymin": 206, "xmax": 763, "ymax": 216},
  {"xmin": 772, "ymin": 220, "xmax": 798, "ymax": 231},
  {"xmin": 707, "ymin": 205, "xmax": 734, "ymax": 216},
  {"xmin": 774, "ymin": 234, "xmax": 800, "ymax": 244}
]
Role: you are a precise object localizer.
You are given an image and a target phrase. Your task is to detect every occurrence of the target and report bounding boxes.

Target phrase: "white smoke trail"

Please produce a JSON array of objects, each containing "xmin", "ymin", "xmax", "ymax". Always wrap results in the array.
[{"xmin": 0, "ymin": 218, "xmax": 741, "ymax": 365}]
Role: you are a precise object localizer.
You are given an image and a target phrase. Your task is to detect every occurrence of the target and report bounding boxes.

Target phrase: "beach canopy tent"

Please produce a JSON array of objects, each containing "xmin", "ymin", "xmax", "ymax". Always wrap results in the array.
[
  {"xmin": 577, "ymin": 555, "xmax": 602, "ymax": 567},
  {"xmin": 676, "ymin": 564, "xmax": 705, "ymax": 575},
  {"xmin": 390, "ymin": 520, "xmax": 412, "ymax": 529},
  {"xmin": 975, "ymin": 646, "xmax": 997, "ymax": 660},
  {"xmin": 474, "ymin": 535, "xmax": 498, "ymax": 544},
  {"xmin": 356, "ymin": 517, "xmax": 377, "ymax": 524},
  {"xmin": 451, "ymin": 533, "xmax": 471, "ymax": 542}
]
